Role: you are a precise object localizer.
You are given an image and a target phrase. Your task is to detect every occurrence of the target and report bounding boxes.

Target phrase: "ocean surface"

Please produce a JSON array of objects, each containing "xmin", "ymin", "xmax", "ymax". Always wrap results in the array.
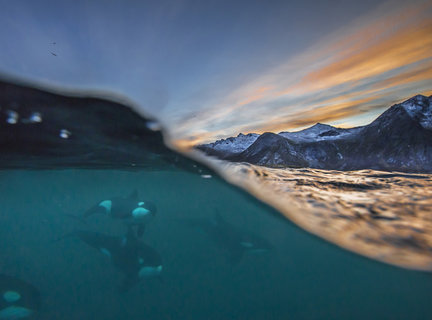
[
  {"xmin": 1, "ymin": 81, "xmax": 432, "ymax": 319},
  {"xmin": 206, "ymin": 160, "xmax": 432, "ymax": 271}
]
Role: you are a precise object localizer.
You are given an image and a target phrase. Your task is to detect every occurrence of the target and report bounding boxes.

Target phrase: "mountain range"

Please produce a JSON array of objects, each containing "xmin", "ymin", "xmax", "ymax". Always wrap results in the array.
[{"xmin": 197, "ymin": 94, "xmax": 432, "ymax": 173}]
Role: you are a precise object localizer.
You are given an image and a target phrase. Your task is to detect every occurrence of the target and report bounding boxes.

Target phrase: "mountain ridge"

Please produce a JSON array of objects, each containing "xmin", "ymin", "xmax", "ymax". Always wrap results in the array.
[{"xmin": 197, "ymin": 94, "xmax": 432, "ymax": 173}]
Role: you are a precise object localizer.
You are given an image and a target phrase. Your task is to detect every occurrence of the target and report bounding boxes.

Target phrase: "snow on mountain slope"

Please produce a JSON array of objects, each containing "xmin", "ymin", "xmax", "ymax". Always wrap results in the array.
[
  {"xmin": 199, "ymin": 133, "xmax": 259, "ymax": 155},
  {"xmin": 197, "ymin": 94, "xmax": 432, "ymax": 173},
  {"xmin": 279, "ymin": 123, "xmax": 363, "ymax": 143}
]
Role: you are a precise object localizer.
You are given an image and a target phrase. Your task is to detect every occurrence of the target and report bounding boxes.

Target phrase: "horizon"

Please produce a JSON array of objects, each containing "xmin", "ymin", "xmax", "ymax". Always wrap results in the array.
[{"xmin": 191, "ymin": 92, "xmax": 432, "ymax": 145}]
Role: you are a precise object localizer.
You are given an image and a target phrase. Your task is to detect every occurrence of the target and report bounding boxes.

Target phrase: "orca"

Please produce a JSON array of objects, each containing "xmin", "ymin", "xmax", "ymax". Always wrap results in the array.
[
  {"xmin": 0, "ymin": 274, "xmax": 41, "ymax": 319},
  {"xmin": 83, "ymin": 189, "xmax": 157, "ymax": 237},
  {"xmin": 181, "ymin": 211, "xmax": 273, "ymax": 264},
  {"xmin": 72, "ymin": 228, "xmax": 162, "ymax": 291}
]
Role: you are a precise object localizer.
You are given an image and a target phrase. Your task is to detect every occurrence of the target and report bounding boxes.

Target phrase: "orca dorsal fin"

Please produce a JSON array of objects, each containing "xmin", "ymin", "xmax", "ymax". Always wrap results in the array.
[{"xmin": 128, "ymin": 189, "xmax": 138, "ymax": 200}]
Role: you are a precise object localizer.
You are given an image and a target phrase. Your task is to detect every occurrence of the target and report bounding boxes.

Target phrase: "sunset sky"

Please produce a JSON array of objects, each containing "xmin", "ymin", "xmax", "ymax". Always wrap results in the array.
[{"xmin": 0, "ymin": 0, "xmax": 430, "ymax": 146}]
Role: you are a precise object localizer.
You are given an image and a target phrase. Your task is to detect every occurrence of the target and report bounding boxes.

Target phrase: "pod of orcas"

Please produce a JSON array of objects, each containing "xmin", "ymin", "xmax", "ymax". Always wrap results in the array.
[{"xmin": 2, "ymin": 189, "xmax": 272, "ymax": 319}]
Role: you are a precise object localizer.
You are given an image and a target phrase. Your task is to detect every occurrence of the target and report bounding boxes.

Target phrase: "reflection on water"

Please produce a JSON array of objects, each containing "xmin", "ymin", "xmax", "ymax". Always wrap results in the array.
[{"xmin": 199, "ymin": 157, "xmax": 432, "ymax": 271}]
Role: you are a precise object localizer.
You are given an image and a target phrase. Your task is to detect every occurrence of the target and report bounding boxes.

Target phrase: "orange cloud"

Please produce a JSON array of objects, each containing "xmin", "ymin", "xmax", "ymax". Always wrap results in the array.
[
  {"xmin": 236, "ymin": 86, "xmax": 273, "ymax": 107},
  {"xmin": 295, "ymin": 21, "xmax": 432, "ymax": 93},
  {"xmin": 257, "ymin": 95, "xmax": 385, "ymax": 133},
  {"xmin": 276, "ymin": 3, "xmax": 431, "ymax": 97},
  {"xmin": 169, "ymin": 1, "xmax": 432, "ymax": 146},
  {"xmin": 373, "ymin": 61, "xmax": 432, "ymax": 90}
]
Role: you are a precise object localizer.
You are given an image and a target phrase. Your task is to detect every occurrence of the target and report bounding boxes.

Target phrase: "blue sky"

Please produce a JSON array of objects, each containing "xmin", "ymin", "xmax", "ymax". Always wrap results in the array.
[{"xmin": 0, "ymin": 0, "xmax": 430, "ymax": 146}]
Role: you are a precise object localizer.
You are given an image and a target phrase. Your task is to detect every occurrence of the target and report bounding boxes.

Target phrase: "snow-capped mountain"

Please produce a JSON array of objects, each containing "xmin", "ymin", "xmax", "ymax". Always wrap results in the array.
[
  {"xmin": 278, "ymin": 123, "xmax": 363, "ymax": 143},
  {"xmin": 196, "ymin": 94, "xmax": 432, "ymax": 173},
  {"xmin": 198, "ymin": 133, "xmax": 259, "ymax": 157}
]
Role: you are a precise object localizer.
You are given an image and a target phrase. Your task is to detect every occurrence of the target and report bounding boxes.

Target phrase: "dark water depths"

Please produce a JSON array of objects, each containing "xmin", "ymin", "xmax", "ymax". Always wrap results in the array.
[{"xmin": 1, "ymin": 169, "xmax": 432, "ymax": 319}]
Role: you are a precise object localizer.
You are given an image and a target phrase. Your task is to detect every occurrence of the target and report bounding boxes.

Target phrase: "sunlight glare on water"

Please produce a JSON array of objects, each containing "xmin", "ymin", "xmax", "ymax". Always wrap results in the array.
[{"xmin": 187, "ymin": 153, "xmax": 432, "ymax": 271}]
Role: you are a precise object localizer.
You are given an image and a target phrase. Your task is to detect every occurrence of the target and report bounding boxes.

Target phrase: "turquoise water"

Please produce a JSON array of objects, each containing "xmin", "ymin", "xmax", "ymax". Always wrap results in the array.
[{"xmin": 1, "ymin": 169, "xmax": 431, "ymax": 319}]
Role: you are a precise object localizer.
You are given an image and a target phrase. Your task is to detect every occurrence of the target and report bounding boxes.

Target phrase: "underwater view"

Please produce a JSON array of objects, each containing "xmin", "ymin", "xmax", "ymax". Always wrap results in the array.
[
  {"xmin": 1, "ymin": 169, "xmax": 432, "ymax": 320},
  {"xmin": 1, "ymin": 0, "xmax": 432, "ymax": 319}
]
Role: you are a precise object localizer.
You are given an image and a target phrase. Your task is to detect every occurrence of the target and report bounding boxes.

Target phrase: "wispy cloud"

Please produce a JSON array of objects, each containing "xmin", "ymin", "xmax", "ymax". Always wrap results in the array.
[{"xmin": 171, "ymin": 0, "xmax": 432, "ymax": 147}]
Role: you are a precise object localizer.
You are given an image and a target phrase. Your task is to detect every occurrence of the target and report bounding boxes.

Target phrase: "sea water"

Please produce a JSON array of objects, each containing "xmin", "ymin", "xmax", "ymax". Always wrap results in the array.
[
  {"xmin": 1, "ymin": 168, "xmax": 432, "ymax": 319},
  {"xmin": 206, "ymin": 160, "xmax": 432, "ymax": 271}
]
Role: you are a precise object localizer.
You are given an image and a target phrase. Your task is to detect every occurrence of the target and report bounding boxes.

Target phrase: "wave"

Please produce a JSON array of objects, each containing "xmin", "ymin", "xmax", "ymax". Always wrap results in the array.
[{"xmin": 1, "ymin": 79, "xmax": 431, "ymax": 272}]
